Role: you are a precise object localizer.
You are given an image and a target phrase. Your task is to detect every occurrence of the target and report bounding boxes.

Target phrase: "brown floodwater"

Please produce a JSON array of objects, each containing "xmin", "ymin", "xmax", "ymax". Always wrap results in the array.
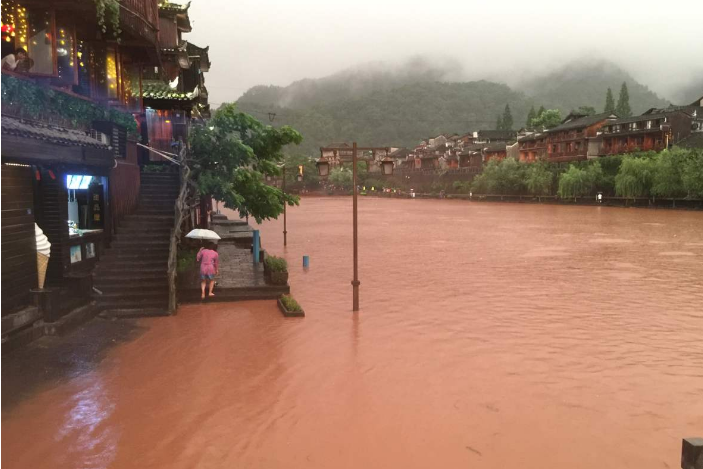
[{"xmin": 3, "ymin": 198, "xmax": 703, "ymax": 468}]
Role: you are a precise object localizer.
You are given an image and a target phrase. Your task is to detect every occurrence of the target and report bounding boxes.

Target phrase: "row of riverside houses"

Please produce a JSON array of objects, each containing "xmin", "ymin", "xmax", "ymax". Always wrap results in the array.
[
  {"xmin": 325, "ymin": 95, "xmax": 703, "ymax": 173},
  {"xmin": 320, "ymin": 130, "xmax": 518, "ymax": 173},
  {"xmin": 518, "ymin": 97, "xmax": 703, "ymax": 163},
  {"xmin": 1, "ymin": 0, "xmax": 210, "ymax": 341}
]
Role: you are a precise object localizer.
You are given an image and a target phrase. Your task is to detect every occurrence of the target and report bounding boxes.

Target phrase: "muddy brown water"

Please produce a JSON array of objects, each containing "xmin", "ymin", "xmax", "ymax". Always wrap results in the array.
[{"xmin": 3, "ymin": 198, "xmax": 702, "ymax": 468}]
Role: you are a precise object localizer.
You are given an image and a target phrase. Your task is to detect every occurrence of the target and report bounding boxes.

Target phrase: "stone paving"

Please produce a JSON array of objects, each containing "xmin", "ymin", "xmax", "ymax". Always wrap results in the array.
[{"xmin": 178, "ymin": 215, "xmax": 289, "ymax": 303}]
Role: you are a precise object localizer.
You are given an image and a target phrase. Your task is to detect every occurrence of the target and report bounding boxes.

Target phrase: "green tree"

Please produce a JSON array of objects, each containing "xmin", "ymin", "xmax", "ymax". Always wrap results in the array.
[
  {"xmin": 328, "ymin": 167, "xmax": 353, "ymax": 191},
  {"xmin": 531, "ymin": 109, "xmax": 562, "ymax": 129},
  {"xmin": 651, "ymin": 149, "xmax": 686, "ymax": 198},
  {"xmin": 495, "ymin": 114, "xmax": 503, "ymax": 130},
  {"xmin": 557, "ymin": 162, "xmax": 603, "ymax": 199},
  {"xmin": 502, "ymin": 104, "xmax": 514, "ymax": 130},
  {"xmin": 681, "ymin": 150, "xmax": 703, "ymax": 198},
  {"xmin": 537, "ymin": 106, "xmax": 545, "ymax": 117},
  {"xmin": 604, "ymin": 87, "xmax": 616, "ymax": 114},
  {"xmin": 283, "ymin": 154, "xmax": 319, "ymax": 190},
  {"xmin": 526, "ymin": 106, "xmax": 536, "ymax": 129},
  {"xmin": 614, "ymin": 156, "xmax": 654, "ymax": 198},
  {"xmin": 189, "ymin": 103, "xmax": 303, "ymax": 222},
  {"xmin": 616, "ymin": 82, "xmax": 632, "ymax": 117},
  {"xmin": 525, "ymin": 160, "xmax": 554, "ymax": 195},
  {"xmin": 575, "ymin": 106, "xmax": 596, "ymax": 116}
]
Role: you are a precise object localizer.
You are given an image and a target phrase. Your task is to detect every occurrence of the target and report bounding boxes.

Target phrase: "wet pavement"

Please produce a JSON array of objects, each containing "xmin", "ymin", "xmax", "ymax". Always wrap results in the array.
[{"xmin": 2, "ymin": 197, "xmax": 703, "ymax": 469}]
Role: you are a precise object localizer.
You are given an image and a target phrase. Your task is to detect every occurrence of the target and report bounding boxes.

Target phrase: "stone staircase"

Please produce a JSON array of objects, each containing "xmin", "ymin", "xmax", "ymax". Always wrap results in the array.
[{"xmin": 94, "ymin": 172, "xmax": 179, "ymax": 317}]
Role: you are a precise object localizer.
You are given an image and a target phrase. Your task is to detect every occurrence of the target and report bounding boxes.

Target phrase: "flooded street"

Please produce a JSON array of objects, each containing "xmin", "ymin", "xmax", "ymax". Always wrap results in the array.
[{"xmin": 3, "ymin": 198, "xmax": 703, "ymax": 468}]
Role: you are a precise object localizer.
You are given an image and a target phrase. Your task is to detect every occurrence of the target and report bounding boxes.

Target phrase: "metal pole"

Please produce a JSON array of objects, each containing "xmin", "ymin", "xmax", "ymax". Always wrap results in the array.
[
  {"xmin": 352, "ymin": 142, "xmax": 360, "ymax": 311},
  {"xmin": 282, "ymin": 166, "xmax": 287, "ymax": 246}
]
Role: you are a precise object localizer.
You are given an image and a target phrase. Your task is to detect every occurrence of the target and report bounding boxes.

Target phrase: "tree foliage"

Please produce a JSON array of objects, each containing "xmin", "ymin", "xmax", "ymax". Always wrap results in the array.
[
  {"xmin": 526, "ymin": 106, "xmax": 536, "ymax": 129},
  {"xmin": 557, "ymin": 163, "xmax": 603, "ymax": 198},
  {"xmin": 189, "ymin": 103, "xmax": 303, "ymax": 222},
  {"xmin": 575, "ymin": 106, "xmax": 596, "ymax": 116},
  {"xmin": 616, "ymin": 82, "xmax": 632, "ymax": 117},
  {"xmin": 471, "ymin": 158, "xmax": 526, "ymax": 195},
  {"xmin": 651, "ymin": 149, "xmax": 686, "ymax": 198},
  {"xmin": 604, "ymin": 87, "xmax": 616, "ymax": 114},
  {"xmin": 682, "ymin": 150, "xmax": 703, "ymax": 198},
  {"xmin": 614, "ymin": 155, "xmax": 654, "ymax": 198},
  {"xmin": 328, "ymin": 167, "xmax": 353, "ymax": 191},
  {"xmin": 531, "ymin": 109, "xmax": 562, "ymax": 130},
  {"xmin": 525, "ymin": 160, "xmax": 554, "ymax": 195},
  {"xmin": 501, "ymin": 104, "xmax": 514, "ymax": 130}
]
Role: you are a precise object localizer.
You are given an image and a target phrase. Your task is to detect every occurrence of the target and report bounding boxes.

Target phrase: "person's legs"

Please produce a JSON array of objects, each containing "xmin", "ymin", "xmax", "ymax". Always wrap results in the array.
[
  {"xmin": 200, "ymin": 279, "xmax": 206, "ymax": 299},
  {"xmin": 208, "ymin": 277, "xmax": 215, "ymax": 296}
]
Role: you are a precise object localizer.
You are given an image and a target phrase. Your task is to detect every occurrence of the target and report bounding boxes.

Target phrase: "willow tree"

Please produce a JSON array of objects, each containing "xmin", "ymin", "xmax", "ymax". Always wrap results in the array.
[{"xmin": 189, "ymin": 103, "xmax": 303, "ymax": 222}]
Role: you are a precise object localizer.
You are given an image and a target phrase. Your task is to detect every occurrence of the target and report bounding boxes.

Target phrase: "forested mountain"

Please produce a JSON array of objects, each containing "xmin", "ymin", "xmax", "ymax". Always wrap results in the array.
[
  {"xmin": 235, "ymin": 59, "xmax": 674, "ymax": 155},
  {"xmin": 518, "ymin": 60, "xmax": 670, "ymax": 115}
]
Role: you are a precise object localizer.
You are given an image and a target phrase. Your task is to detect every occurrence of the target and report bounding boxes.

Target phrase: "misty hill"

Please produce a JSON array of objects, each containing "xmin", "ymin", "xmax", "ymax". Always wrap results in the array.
[
  {"xmin": 519, "ymin": 60, "xmax": 670, "ymax": 115},
  {"xmin": 236, "ymin": 59, "xmax": 672, "ymax": 155},
  {"xmin": 238, "ymin": 57, "xmax": 464, "ymax": 109}
]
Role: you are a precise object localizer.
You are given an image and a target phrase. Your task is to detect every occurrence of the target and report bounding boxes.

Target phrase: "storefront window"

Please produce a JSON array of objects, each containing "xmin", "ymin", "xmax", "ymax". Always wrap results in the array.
[{"xmin": 55, "ymin": 23, "xmax": 75, "ymax": 84}]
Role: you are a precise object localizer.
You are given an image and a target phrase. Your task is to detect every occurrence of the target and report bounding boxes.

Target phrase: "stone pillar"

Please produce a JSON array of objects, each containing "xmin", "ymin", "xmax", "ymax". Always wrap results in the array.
[{"xmin": 682, "ymin": 438, "xmax": 703, "ymax": 469}]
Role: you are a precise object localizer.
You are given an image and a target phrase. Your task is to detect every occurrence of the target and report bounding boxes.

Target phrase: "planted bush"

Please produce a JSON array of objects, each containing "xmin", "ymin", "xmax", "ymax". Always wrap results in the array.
[
  {"xmin": 265, "ymin": 255, "xmax": 288, "ymax": 273},
  {"xmin": 280, "ymin": 295, "xmax": 302, "ymax": 312}
]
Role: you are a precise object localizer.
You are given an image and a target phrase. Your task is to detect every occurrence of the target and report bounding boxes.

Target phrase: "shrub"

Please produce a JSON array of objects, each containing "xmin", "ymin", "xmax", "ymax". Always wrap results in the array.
[
  {"xmin": 177, "ymin": 247, "xmax": 198, "ymax": 273},
  {"xmin": 614, "ymin": 156, "xmax": 655, "ymax": 198},
  {"xmin": 557, "ymin": 162, "xmax": 603, "ymax": 198},
  {"xmin": 280, "ymin": 295, "xmax": 302, "ymax": 312},
  {"xmin": 452, "ymin": 180, "xmax": 472, "ymax": 194},
  {"xmin": 265, "ymin": 255, "xmax": 288, "ymax": 272},
  {"xmin": 651, "ymin": 149, "xmax": 686, "ymax": 198},
  {"xmin": 525, "ymin": 160, "xmax": 553, "ymax": 196},
  {"xmin": 682, "ymin": 150, "xmax": 703, "ymax": 198}
]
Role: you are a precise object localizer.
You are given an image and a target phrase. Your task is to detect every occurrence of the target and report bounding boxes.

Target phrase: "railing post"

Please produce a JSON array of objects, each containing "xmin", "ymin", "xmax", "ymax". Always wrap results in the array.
[
  {"xmin": 682, "ymin": 438, "xmax": 703, "ymax": 469},
  {"xmin": 252, "ymin": 230, "xmax": 260, "ymax": 264}
]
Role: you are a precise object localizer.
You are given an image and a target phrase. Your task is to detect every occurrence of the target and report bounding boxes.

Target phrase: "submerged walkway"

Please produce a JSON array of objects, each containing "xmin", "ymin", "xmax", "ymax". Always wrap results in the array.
[{"xmin": 178, "ymin": 214, "xmax": 289, "ymax": 303}]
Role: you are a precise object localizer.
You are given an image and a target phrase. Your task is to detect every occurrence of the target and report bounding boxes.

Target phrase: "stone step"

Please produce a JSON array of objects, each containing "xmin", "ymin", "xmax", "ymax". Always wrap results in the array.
[
  {"xmin": 97, "ymin": 290, "xmax": 169, "ymax": 302},
  {"xmin": 112, "ymin": 229, "xmax": 172, "ymax": 238},
  {"xmin": 94, "ymin": 271, "xmax": 167, "ymax": 282},
  {"xmin": 96, "ymin": 298, "xmax": 169, "ymax": 311},
  {"xmin": 103, "ymin": 246, "xmax": 169, "ymax": 255},
  {"xmin": 95, "ymin": 282, "xmax": 168, "ymax": 294},
  {"xmin": 95, "ymin": 260, "xmax": 168, "ymax": 270},
  {"xmin": 98, "ymin": 308, "xmax": 171, "ymax": 319},
  {"xmin": 134, "ymin": 209, "xmax": 175, "ymax": 216}
]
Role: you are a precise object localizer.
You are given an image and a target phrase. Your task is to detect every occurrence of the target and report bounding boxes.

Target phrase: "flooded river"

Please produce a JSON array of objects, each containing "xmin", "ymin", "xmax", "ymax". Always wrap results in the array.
[{"xmin": 3, "ymin": 198, "xmax": 703, "ymax": 468}]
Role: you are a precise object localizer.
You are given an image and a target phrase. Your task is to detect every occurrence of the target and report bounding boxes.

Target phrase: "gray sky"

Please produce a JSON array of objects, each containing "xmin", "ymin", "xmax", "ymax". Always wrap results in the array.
[{"xmin": 186, "ymin": 0, "xmax": 703, "ymax": 106}]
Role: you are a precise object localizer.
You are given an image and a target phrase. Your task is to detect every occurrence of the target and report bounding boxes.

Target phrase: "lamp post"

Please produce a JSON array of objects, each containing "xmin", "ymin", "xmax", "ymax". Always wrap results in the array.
[
  {"xmin": 317, "ymin": 143, "xmax": 393, "ymax": 312},
  {"xmin": 282, "ymin": 165, "xmax": 287, "ymax": 246}
]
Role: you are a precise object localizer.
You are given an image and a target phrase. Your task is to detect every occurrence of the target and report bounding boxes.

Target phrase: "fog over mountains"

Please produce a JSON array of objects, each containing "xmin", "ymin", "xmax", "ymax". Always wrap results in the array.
[{"xmin": 233, "ymin": 57, "xmax": 701, "ymax": 155}]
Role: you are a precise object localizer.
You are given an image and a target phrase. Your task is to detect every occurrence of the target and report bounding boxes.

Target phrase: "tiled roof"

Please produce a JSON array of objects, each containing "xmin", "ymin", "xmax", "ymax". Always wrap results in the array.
[
  {"xmin": 159, "ymin": 1, "xmax": 190, "ymax": 13},
  {"xmin": 609, "ymin": 110, "xmax": 683, "ymax": 126},
  {"xmin": 547, "ymin": 112, "xmax": 616, "ymax": 132},
  {"xmin": 1, "ymin": 116, "xmax": 109, "ymax": 148},
  {"xmin": 142, "ymin": 80, "xmax": 197, "ymax": 101},
  {"xmin": 483, "ymin": 142, "xmax": 509, "ymax": 152},
  {"xmin": 477, "ymin": 130, "xmax": 517, "ymax": 140},
  {"xmin": 676, "ymin": 132, "xmax": 703, "ymax": 150}
]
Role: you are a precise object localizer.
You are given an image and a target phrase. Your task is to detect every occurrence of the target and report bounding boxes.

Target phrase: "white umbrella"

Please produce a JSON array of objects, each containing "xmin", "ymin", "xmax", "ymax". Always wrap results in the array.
[{"xmin": 185, "ymin": 229, "xmax": 221, "ymax": 241}]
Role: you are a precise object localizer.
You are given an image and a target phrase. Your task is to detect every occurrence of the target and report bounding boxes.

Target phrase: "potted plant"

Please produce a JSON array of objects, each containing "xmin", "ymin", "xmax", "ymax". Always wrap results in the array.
[
  {"xmin": 278, "ymin": 294, "xmax": 305, "ymax": 317},
  {"xmin": 265, "ymin": 255, "xmax": 288, "ymax": 285}
]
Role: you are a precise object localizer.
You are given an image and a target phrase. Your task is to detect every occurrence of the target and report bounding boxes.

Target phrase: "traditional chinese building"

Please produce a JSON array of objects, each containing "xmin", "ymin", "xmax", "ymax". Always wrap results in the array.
[
  {"xmin": 599, "ymin": 109, "xmax": 693, "ymax": 156},
  {"xmin": 543, "ymin": 112, "xmax": 616, "ymax": 162}
]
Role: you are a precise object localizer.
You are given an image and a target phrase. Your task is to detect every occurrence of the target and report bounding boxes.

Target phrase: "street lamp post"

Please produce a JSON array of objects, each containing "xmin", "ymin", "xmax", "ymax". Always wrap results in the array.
[
  {"xmin": 282, "ymin": 165, "xmax": 287, "ymax": 247},
  {"xmin": 317, "ymin": 143, "xmax": 392, "ymax": 313}
]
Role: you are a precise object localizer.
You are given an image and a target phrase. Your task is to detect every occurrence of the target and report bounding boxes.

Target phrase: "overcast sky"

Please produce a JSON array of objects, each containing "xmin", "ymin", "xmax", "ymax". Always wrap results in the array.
[{"xmin": 187, "ymin": 0, "xmax": 703, "ymax": 106}]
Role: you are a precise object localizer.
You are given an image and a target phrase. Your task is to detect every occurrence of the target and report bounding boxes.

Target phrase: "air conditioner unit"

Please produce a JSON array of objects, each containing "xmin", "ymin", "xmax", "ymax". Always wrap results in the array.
[
  {"xmin": 660, "ymin": 124, "xmax": 671, "ymax": 132},
  {"xmin": 89, "ymin": 129, "xmax": 110, "ymax": 145}
]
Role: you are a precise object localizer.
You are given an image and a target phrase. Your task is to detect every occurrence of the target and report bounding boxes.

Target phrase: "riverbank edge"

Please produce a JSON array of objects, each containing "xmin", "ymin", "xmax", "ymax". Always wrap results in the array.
[{"xmin": 297, "ymin": 192, "xmax": 703, "ymax": 210}]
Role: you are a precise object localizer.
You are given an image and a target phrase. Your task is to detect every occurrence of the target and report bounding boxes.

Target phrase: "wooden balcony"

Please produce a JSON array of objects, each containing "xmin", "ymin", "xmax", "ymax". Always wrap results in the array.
[{"xmin": 120, "ymin": 0, "xmax": 160, "ymax": 45}]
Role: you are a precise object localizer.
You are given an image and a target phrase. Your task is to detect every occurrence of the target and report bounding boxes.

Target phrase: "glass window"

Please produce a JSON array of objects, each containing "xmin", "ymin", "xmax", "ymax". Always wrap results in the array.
[
  {"xmin": 93, "ymin": 44, "xmax": 118, "ymax": 100},
  {"xmin": 2, "ymin": 2, "xmax": 53, "ymax": 74},
  {"xmin": 75, "ymin": 39, "xmax": 91, "ymax": 97},
  {"xmin": 121, "ymin": 62, "xmax": 141, "ymax": 111},
  {"xmin": 55, "ymin": 22, "xmax": 75, "ymax": 84},
  {"xmin": 25, "ymin": 8, "xmax": 53, "ymax": 74}
]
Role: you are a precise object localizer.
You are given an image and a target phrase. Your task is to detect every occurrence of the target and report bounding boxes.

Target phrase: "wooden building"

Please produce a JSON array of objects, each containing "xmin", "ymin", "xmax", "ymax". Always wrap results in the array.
[
  {"xmin": 1, "ymin": 0, "xmax": 212, "ymax": 334},
  {"xmin": 599, "ymin": 110, "xmax": 693, "ymax": 156},
  {"xmin": 543, "ymin": 112, "xmax": 616, "ymax": 162}
]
